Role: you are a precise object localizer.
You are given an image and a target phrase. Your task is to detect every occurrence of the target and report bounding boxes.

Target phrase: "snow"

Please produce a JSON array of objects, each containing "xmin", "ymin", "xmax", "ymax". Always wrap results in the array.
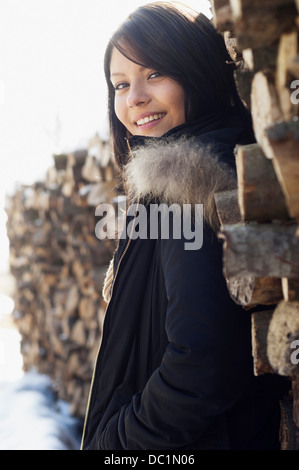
[
  {"xmin": 0, "ymin": 212, "xmax": 83, "ymax": 450},
  {"xmin": 0, "ymin": 370, "xmax": 83, "ymax": 450}
]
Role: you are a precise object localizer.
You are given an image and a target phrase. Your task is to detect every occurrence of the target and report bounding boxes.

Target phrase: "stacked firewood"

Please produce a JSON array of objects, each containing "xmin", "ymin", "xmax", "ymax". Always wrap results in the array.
[
  {"xmin": 212, "ymin": 0, "xmax": 299, "ymax": 450},
  {"xmin": 5, "ymin": 135, "xmax": 119, "ymax": 417}
]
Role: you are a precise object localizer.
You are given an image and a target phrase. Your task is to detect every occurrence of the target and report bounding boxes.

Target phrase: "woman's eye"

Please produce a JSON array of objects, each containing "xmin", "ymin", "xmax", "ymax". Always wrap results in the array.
[
  {"xmin": 114, "ymin": 82, "xmax": 129, "ymax": 91},
  {"xmin": 149, "ymin": 72, "xmax": 162, "ymax": 79}
]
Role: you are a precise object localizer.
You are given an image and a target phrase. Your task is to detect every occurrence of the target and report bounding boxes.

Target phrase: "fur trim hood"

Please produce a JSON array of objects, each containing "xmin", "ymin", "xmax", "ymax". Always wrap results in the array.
[{"xmin": 123, "ymin": 135, "xmax": 237, "ymax": 232}]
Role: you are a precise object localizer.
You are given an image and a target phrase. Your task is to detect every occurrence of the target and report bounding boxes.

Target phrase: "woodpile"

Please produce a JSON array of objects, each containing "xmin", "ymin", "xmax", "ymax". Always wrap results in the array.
[
  {"xmin": 5, "ymin": 135, "xmax": 119, "ymax": 417},
  {"xmin": 212, "ymin": 0, "xmax": 299, "ymax": 450}
]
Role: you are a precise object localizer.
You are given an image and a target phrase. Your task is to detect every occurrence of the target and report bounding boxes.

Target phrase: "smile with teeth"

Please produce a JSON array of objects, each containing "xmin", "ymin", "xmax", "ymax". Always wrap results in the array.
[{"xmin": 136, "ymin": 113, "xmax": 166, "ymax": 126}]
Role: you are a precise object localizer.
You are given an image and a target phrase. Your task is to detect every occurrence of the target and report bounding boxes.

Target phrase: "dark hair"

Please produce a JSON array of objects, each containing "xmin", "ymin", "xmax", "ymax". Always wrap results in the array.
[{"xmin": 104, "ymin": 1, "xmax": 247, "ymax": 169}]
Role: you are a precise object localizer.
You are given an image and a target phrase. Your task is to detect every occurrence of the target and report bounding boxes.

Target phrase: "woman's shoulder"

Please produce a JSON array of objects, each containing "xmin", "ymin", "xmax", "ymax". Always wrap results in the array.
[{"xmin": 124, "ymin": 133, "xmax": 238, "ymax": 232}]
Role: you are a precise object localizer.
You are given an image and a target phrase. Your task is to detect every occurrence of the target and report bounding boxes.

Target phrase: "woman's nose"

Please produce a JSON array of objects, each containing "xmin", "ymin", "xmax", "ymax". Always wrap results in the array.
[{"xmin": 127, "ymin": 82, "xmax": 151, "ymax": 108}]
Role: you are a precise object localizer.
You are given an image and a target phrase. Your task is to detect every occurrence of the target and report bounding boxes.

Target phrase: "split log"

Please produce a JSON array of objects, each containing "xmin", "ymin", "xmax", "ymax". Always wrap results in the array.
[
  {"xmin": 266, "ymin": 120, "xmax": 299, "ymax": 221},
  {"xmin": 267, "ymin": 300, "xmax": 299, "ymax": 377},
  {"xmin": 223, "ymin": 32, "xmax": 253, "ymax": 107},
  {"xmin": 85, "ymin": 181, "xmax": 117, "ymax": 207},
  {"xmin": 242, "ymin": 46, "xmax": 278, "ymax": 72},
  {"xmin": 221, "ymin": 222, "xmax": 299, "ymax": 279},
  {"xmin": 88, "ymin": 137, "xmax": 112, "ymax": 168},
  {"xmin": 251, "ymin": 70, "xmax": 284, "ymax": 160},
  {"xmin": 214, "ymin": 189, "xmax": 240, "ymax": 225},
  {"xmin": 288, "ymin": 54, "xmax": 299, "ymax": 78},
  {"xmin": 211, "ymin": 0, "xmax": 233, "ymax": 32},
  {"xmin": 229, "ymin": 1, "xmax": 297, "ymax": 50},
  {"xmin": 79, "ymin": 297, "xmax": 97, "ymax": 325},
  {"xmin": 68, "ymin": 150, "xmax": 88, "ymax": 173},
  {"xmin": 234, "ymin": 69, "xmax": 253, "ymax": 110},
  {"xmin": 251, "ymin": 309, "xmax": 275, "ymax": 375},
  {"xmin": 282, "ymin": 278, "xmax": 299, "ymax": 301},
  {"xmin": 211, "ymin": 0, "xmax": 296, "ymax": 38},
  {"xmin": 230, "ymin": 0, "xmax": 295, "ymax": 11},
  {"xmin": 70, "ymin": 320, "xmax": 86, "ymax": 347},
  {"xmin": 235, "ymin": 143, "xmax": 290, "ymax": 222},
  {"xmin": 279, "ymin": 397, "xmax": 299, "ymax": 450},
  {"xmin": 81, "ymin": 155, "xmax": 102, "ymax": 183},
  {"xmin": 276, "ymin": 30, "xmax": 299, "ymax": 120},
  {"xmin": 215, "ymin": 190, "xmax": 284, "ymax": 307},
  {"xmin": 53, "ymin": 153, "xmax": 68, "ymax": 171},
  {"xmin": 226, "ymin": 276, "xmax": 283, "ymax": 307},
  {"xmin": 293, "ymin": 378, "xmax": 299, "ymax": 426}
]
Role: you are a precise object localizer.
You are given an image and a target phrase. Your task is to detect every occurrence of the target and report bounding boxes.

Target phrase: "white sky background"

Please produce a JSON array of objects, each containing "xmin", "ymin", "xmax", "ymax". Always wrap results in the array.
[{"xmin": 0, "ymin": 0, "xmax": 212, "ymax": 272}]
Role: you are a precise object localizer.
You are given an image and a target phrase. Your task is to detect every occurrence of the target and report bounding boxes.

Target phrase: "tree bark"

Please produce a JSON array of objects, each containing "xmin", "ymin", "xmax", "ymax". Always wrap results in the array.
[
  {"xmin": 227, "ymin": 275, "xmax": 283, "ymax": 307},
  {"xmin": 214, "ymin": 189, "xmax": 241, "ymax": 225},
  {"xmin": 266, "ymin": 120, "xmax": 299, "ymax": 221},
  {"xmin": 251, "ymin": 70, "xmax": 284, "ymax": 160},
  {"xmin": 267, "ymin": 300, "xmax": 299, "ymax": 377},
  {"xmin": 221, "ymin": 222, "xmax": 299, "ymax": 278},
  {"xmin": 235, "ymin": 143, "xmax": 290, "ymax": 222},
  {"xmin": 251, "ymin": 310, "xmax": 275, "ymax": 375}
]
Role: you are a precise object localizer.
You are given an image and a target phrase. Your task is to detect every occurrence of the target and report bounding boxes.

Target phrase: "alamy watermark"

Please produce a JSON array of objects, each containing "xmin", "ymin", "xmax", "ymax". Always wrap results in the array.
[
  {"xmin": 290, "ymin": 80, "xmax": 299, "ymax": 105},
  {"xmin": 290, "ymin": 340, "xmax": 299, "ymax": 365},
  {"xmin": 95, "ymin": 200, "xmax": 203, "ymax": 250}
]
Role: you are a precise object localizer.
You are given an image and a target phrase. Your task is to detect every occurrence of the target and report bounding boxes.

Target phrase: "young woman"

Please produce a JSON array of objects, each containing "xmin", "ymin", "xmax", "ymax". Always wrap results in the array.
[{"xmin": 81, "ymin": 2, "xmax": 288, "ymax": 450}]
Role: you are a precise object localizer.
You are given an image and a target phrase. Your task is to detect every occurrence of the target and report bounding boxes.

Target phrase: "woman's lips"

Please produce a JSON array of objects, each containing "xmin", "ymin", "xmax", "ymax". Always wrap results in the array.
[{"xmin": 134, "ymin": 112, "xmax": 166, "ymax": 130}]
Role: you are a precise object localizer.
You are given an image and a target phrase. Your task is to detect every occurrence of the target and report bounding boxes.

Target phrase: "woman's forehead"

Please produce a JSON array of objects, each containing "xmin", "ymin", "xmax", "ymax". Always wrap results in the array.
[{"xmin": 110, "ymin": 42, "xmax": 149, "ymax": 73}]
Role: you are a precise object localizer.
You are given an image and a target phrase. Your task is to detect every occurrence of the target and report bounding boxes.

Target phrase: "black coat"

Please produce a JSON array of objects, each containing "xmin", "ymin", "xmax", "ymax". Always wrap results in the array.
[{"xmin": 81, "ymin": 123, "xmax": 289, "ymax": 450}]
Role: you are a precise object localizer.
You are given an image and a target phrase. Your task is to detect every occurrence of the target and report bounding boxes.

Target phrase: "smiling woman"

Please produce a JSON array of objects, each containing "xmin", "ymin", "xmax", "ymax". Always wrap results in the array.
[{"xmin": 103, "ymin": 0, "xmax": 249, "ymax": 169}]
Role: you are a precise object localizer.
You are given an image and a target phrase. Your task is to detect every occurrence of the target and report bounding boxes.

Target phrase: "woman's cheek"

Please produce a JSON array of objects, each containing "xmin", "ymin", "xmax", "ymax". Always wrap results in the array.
[{"xmin": 114, "ymin": 98, "xmax": 125, "ymax": 127}]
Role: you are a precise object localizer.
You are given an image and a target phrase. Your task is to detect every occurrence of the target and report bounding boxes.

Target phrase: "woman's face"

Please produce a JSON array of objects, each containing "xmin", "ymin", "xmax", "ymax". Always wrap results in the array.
[{"xmin": 110, "ymin": 47, "xmax": 186, "ymax": 137}]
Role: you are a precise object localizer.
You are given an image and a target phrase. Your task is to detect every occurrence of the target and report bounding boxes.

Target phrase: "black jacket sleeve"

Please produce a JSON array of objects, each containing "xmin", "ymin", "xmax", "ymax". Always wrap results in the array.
[{"xmin": 98, "ymin": 225, "xmax": 254, "ymax": 450}]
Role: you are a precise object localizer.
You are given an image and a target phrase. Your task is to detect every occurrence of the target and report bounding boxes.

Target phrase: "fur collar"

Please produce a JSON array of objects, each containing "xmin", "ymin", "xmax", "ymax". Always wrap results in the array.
[{"xmin": 123, "ymin": 135, "xmax": 237, "ymax": 231}]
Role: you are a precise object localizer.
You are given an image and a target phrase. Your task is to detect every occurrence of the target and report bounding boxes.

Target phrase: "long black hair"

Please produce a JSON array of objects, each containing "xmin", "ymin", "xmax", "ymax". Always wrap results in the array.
[{"xmin": 104, "ymin": 1, "xmax": 250, "ymax": 169}]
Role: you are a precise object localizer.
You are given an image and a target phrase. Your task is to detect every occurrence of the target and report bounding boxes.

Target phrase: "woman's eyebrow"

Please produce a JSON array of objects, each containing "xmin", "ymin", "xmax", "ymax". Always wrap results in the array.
[
  {"xmin": 111, "ymin": 66, "xmax": 146, "ymax": 78},
  {"xmin": 111, "ymin": 72, "xmax": 126, "ymax": 77},
  {"xmin": 111, "ymin": 72, "xmax": 127, "ymax": 77}
]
